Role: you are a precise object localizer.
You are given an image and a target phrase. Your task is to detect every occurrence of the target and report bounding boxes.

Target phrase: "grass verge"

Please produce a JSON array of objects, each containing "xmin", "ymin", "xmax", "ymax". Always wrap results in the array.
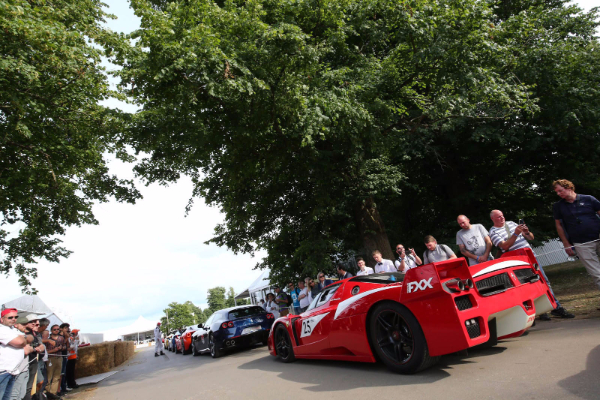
[{"xmin": 543, "ymin": 260, "xmax": 600, "ymax": 319}]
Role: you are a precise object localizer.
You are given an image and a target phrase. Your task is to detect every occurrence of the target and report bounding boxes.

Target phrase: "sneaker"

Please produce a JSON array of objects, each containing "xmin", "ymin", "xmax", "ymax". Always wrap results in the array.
[
  {"xmin": 551, "ymin": 307, "xmax": 575, "ymax": 318},
  {"xmin": 160, "ymin": 351, "xmax": 165, "ymax": 355},
  {"xmin": 71, "ymin": 384, "xmax": 80, "ymax": 389},
  {"xmin": 65, "ymin": 387, "xmax": 73, "ymax": 392},
  {"xmin": 539, "ymin": 313, "xmax": 552, "ymax": 321},
  {"xmin": 155, "ymin": 353, "xmax": 159, "ymax": 357}
]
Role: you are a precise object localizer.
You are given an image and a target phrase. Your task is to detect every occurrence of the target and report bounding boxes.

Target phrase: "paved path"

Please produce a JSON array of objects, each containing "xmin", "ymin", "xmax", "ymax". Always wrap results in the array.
[{"xmin": 71, "ymin": 319, "xmax": 600, "ymax": 400}]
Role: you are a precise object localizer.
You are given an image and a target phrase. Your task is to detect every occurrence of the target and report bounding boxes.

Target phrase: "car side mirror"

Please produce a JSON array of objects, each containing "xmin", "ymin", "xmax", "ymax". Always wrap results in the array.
[{"xmin": 197, "ymin": 324, "xmax": 203, "ymax": 329}]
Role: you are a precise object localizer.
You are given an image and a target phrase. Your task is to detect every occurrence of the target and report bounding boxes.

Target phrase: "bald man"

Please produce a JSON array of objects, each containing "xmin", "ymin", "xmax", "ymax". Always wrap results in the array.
[{"xmin": 456, "ymin": 215, "xmax": 492, "ymax": 266}]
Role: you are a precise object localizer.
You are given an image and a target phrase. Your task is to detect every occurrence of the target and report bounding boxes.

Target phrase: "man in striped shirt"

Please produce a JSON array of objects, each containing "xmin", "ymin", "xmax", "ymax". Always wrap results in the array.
[{"xmin": 489, "ymin": 210, "xmax": 574, "ymax": 319}]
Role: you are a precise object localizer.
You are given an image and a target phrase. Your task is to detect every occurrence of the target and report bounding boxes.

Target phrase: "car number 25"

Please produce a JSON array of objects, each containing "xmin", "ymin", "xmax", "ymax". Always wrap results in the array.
[{"xmin": 300, "ymin": 313, "xmax": 329, "ymax": 338}]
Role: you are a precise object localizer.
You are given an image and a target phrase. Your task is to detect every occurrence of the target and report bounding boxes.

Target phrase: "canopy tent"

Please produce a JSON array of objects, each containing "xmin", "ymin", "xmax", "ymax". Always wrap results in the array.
[
  {"xmin": 2, "ymin": 295, "xmax": 63, "ymax": 326},
  {"xmin": 235, "ymin": 270, "xmax": 275, "ymax": 304},
  {"xmin": 101, "ymin": 316, "xmax": 158, "ymax": 342},
  {"xmin": 2, "ymin": 295, "xmax": 54, "ymax": 315}
]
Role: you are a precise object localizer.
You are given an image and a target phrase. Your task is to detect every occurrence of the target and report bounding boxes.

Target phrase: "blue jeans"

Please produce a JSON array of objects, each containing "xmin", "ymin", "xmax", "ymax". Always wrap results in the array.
[
  {"xmin": 539, "ymin": 265, "xmax": 561, "ymax": 308},
  {"xmin": 0, "ymin": 373, "xmax": 16, "ymax": 400}
]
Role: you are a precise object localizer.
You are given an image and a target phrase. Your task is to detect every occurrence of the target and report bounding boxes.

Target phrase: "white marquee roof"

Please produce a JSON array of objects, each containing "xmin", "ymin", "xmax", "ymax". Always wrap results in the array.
[{"xmin": 101, "ymin": 316, "xmax": 158, "ymax": 341}]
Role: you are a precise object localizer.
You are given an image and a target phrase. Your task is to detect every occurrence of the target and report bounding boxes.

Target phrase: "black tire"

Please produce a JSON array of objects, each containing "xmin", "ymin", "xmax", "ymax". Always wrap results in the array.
[
  {"xmin": 368, "ymin": 301, "xmax": 439, "ymax": 374},
  {"xmin": 274, "ymin": 325, "xmax": 296, "ymax": 363},
  {"xmin": 209, "ymin": 335, "xmax": 221, "ymax": 358},
  {"xmin": 261, "ymin": 339, "xmax": 268, "ymax": 346},
  {"xmin": 182, "ymin": 341, "xmax": 188, "ymax": 355},
  {"xmin": 192, "ymin": 340, "xmax": 199, "ymax": 356}
]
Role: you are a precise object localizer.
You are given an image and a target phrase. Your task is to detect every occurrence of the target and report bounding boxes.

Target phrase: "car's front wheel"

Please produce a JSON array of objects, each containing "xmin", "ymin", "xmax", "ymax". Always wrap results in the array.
[
  {"xmin": 275, "ymin": 325, "xmax": 295, "ymax": 363},
  {"xmin": 368, "ymin": 301, "xmax": 439, "ymax": 374},
  {"xmin": 192, "ymin": 340, "xmax": 199, "ymax": 356},
  {"xmin": 209, "ymin": 335, "xmax": 221, "ymax": 358}
]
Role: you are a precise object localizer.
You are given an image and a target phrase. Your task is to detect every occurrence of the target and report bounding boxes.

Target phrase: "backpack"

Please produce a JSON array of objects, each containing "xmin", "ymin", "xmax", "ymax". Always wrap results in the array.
[{"xmin": 285, "ymin": 293, "xmax": 293, "ymax": 307}]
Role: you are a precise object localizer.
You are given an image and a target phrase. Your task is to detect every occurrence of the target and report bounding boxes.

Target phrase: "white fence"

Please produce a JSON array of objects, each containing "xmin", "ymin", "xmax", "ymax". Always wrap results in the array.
[{"xmin": 532, "ymin": 238, "xmax": 571, "ymax": 267}]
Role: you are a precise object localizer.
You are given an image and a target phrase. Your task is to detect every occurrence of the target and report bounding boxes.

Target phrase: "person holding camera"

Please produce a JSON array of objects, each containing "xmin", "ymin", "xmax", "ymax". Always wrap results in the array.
[
  {"xmin": 394, "ymin": 244, "xmax": 422, "ymax": 272},
  {"xmin": 489, "ymin": 209, "xmax": 574, "ymax": 320}
]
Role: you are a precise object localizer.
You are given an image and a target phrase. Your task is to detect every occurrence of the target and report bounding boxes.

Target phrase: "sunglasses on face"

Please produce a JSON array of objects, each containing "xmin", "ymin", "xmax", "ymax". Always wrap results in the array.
[{"xmin": 6, "ymin": 316, "xmax": 18, "ymax": 320}]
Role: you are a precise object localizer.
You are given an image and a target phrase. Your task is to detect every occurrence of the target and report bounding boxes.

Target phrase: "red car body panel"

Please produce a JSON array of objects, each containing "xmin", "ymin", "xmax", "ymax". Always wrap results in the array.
[{"xmin": 269, "ymin": 248, "xmax": 555, "ymax": 362}]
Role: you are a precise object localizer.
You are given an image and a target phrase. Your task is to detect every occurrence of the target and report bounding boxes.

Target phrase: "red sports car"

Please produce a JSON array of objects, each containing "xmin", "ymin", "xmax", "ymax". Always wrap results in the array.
[{"xmin": 268, "ymin": 248, "xmax": 555, "ymax": 374}]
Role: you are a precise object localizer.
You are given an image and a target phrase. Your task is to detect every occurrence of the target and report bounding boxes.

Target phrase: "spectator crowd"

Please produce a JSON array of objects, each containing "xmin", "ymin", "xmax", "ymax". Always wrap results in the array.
[
  {"xmin": 1, "ymin": 311, "xmax": 81, "ymax": 400},
  {"xmin": 260, "ymin": 179, "xmax": 600, "ymax": 319}
]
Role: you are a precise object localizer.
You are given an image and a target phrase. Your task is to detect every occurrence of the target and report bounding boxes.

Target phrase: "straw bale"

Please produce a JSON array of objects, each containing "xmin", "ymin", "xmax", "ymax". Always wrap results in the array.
[
  {"xmin": 114, "ymin": 341, "xmax": 135, "ymax": 366},
  {"xmin": 75, "ymin": 342, "xmax": 115, "ymax": 379}
]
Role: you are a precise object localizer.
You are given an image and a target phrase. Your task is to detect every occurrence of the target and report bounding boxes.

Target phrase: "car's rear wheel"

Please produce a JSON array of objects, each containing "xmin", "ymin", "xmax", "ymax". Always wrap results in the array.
[
  {"xmin": 368, "ymin": 301, "xmax": 439, "ymax": 374},
  {"xmin": 275, "ymin": 325, "xmax": 295, "ymax": 363},
  {"xmin": 182, "ymin": 340, "xmax": 189, "ymax": 355},
  {"xmin": 209, "ymin": 335, "xmax": 221, "ymax": 358}
]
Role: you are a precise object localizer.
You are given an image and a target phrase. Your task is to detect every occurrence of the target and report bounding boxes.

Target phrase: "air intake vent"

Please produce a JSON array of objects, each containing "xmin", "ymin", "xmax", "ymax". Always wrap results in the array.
[
  {"xmin": 475, "ymin": 273, "xmax": 514, "ymax": 296},
  {"xmin": 514, "ymin": 268, "xmax": 537, "ymax": 284},
  {"xmin": 455, "ymin": 295, "xmax": 473, "ymax": 311}
]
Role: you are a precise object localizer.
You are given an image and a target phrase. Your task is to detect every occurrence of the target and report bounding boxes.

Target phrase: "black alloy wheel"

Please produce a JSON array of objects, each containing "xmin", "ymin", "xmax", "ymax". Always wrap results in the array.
[
  {"xmin": 209, "ymin": 335, "xmax": 221, "ymax": 358},
  {"xmin": 368, "ymin": 302, "xmax": 439, "ymax": 374},
  {"xmin": 275, "ymin": 325, "xmax": 295, "ymax": 363}
]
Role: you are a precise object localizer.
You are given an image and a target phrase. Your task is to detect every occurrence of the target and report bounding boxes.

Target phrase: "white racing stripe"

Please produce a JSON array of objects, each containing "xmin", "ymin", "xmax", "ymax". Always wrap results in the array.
[
  {"xmin": 334, "ymin": 286, "xmax": 397, "ymax": 320},
  {"xmin": 472, "ymin": 260, "xmax": 530, "ymax": 278}
]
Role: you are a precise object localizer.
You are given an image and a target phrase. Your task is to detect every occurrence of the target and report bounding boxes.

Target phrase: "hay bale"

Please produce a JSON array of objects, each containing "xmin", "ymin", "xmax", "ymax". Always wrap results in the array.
[
  {"xmin": 114, "ymin": 341, "xmax": 135, "ymax": 367},
  {"xmin": 75, "ymin": 342, "xmax": 115, "ymax": 379}
]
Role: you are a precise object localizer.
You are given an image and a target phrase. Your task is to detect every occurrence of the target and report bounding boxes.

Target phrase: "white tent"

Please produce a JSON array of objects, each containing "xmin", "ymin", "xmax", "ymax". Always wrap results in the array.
[
  {"xmin": 2, "ymin": 295, "xmax": 63, "ymax": 326},
  {"xmin": 235, "ymin": 270, "xmax": 274, "ymax": 304},
  {"xmin": 2, "ymin": 295, "xmax": 53, "ymax": 315},
  {"xmin": 100, "ymin": 316, "xmax": 157, "ymax": 342}
]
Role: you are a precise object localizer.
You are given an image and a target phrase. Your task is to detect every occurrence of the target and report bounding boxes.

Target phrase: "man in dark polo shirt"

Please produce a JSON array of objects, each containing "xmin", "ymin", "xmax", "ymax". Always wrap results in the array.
[{"xmin": 553, "ymin": 179, "xmax": 600, "ymax": 301}]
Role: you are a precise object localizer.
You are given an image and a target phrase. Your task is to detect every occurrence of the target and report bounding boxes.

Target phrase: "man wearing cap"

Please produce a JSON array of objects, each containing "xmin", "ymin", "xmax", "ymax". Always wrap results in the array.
[
  {"xmin": 154, "ymin": 323, "xmax": 164, "ymax": 357},
  {"xmin": 65, "ymin": 330, "xmax": 80, "ymax": 390},
  {"xmin": 1, "ymin": 309, "xmax": 32, "ymax": 400},
  {"xmin": 21, "ymin": 314, "xmax": 45, "ymax": 400}
]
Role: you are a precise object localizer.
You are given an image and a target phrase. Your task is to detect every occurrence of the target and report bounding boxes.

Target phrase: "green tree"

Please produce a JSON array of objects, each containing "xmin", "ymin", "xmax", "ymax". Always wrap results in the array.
[
  {"xmin": 161, "ymin": 301, "xmax": 206, "ymax": 333},
  {"xmin": 118, "ymin": 0, "xmax": 598, "ymax": 281},
  {"xmin": 206, "ymin": 287, "xmax": 227, "ymax": 315},
  {"xmin": 225, "ymin": 287, "xmax": 249, "ymax": 308},
  {"xmin": 0, "ymin": 0, "xmax": 140, "ymax": 292}
]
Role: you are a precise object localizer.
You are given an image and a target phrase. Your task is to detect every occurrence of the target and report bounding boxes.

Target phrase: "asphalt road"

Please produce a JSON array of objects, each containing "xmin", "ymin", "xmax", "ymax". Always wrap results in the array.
[{"xmin": 71, "ymin": 319, "xmax": 600, "ymax": 400}]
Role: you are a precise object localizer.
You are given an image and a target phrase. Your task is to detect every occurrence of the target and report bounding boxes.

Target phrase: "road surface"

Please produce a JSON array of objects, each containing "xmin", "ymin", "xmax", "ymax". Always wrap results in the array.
[{"xmin": 71, "ymin": 318, "xmax": 600, "ymax": 400}]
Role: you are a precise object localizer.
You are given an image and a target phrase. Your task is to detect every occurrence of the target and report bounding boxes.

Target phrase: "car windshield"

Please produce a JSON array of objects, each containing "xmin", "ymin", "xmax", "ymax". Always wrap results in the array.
[
  {"xmin": 306, "ymin": 284, "xmax": 341, "ymax": 312},
  {"xmin": 228, "ymin": 306, "xmax": 265, "ymax": 320},
  {"xmin": 350, "ymin": 272, "xmax": 405, "ymax": 283}
]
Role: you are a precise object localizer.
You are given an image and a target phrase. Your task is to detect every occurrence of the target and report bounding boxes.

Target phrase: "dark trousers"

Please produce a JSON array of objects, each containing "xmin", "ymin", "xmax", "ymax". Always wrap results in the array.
[
  {"xmin": 23, "ymin": 360, "xmax": 38, "ymax": 400},
  {"xmin": 65, "ymin": 359, "xmax": 77, "ymax": 388}
]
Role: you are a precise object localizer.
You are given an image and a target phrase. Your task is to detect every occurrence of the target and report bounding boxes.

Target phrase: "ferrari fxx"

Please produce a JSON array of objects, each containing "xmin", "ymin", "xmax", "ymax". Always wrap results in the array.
[
  {"xmin": 192, "ymin": 305, "xmax": 275, "ymax": 358},
  {"xmin": 268, "ymin": 248, "xmax": 555, "ymax": 374},
  {"xmin": 180, "ymin": 325, "xmax": 200, "ymax": 355}
]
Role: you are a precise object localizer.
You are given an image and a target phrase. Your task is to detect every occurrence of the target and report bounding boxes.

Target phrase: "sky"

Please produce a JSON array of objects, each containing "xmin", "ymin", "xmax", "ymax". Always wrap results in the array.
[{"xmin": 1, "ymin": 0, "xmax": 598, "ymax": 333}]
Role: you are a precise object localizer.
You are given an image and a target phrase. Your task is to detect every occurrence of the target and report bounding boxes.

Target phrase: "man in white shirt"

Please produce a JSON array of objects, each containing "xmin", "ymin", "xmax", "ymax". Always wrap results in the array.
[
  {"xmin": 297, "ymin": 281, "xmax": 310, "ymax": 313},
  {"xmin": 154, "ymin": 322, "xmax": 165, "ymax": 357},
  {"xmin": 356, "ymin": 257, "xmax": 374, "ymax": 276},
  {"xmin": 0, "ymin": 309, "xmax": 32, "ymax": 400},
  {"xmin": 456, "ymin": 215, "xmax": 493, "ymax": 266},
  {"xmin": 394, "ymin": 244, "xmax": 422, "ymax": 272},
  {"xmin": 372, "ymin": 250, "xmax": 397, "ymax": 273}
]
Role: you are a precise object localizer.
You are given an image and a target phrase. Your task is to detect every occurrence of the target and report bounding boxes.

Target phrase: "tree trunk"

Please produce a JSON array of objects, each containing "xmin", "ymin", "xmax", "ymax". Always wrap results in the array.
[{"xmin": 354, "ymin": 197, "xmax": 395, "ymax": 268}]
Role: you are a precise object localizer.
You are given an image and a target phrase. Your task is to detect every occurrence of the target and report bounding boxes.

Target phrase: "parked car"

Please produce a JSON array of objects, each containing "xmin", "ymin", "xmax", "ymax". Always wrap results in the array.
[
  {"xmin": 268, "ymin": 247, "xmax": 556, "ymax": 374},
  {"xmin": 170, "ymin": 331, "xmax": 181, "ymax": 353},
  {"xmin": 164, "ymin": 334, "xmax": 173, "ymax": 351},
  {"xmin": 191, "ymin": 305, "xmax": 275, "ymax": 358},
  {"xmin": 180, "ymin": 325, "xmax": 200, "ymax": 355}
]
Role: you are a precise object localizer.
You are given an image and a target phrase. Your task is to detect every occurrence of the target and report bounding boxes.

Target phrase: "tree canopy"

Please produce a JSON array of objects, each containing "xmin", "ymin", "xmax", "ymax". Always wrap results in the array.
[
  {"xmin": 0, "ymin": 0, "xmax": 140, "ymax": 291},
  {"xmin": 118, "ymin": 0, "xmax": 600, "ymax": 284}
]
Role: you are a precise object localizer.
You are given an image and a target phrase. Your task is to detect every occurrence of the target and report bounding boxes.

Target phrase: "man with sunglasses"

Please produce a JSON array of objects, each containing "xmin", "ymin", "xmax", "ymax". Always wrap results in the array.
[
  {"xmin": 20, "ymin": 314, "xmax": 45, "ymax": 400},
  {"xmin": 44, "ymin": 325, "xmax": 64, "ymax": 399},
  {"xmin": 1, "ymin": 309, "xmax": 32, "ymax": 400},
  {"xmin": 316, "ymin": 273, "xmax": 333, "ymax": 292}
]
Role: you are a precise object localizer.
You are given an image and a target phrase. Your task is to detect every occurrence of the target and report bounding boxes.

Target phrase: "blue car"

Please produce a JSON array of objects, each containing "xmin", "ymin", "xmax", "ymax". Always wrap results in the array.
[{"xmin": 191, "ymin": 305, "xmax": 275, "ymax": 358}]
